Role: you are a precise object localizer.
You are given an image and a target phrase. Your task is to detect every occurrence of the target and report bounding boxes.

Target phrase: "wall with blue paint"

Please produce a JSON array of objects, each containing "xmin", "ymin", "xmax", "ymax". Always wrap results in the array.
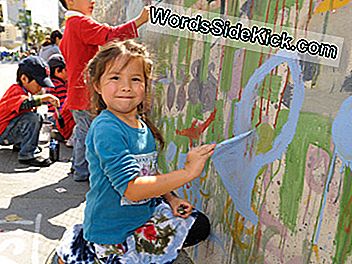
[{"xmin": 97, "ymin": 1, "xmax": 352, "ymax": 263}]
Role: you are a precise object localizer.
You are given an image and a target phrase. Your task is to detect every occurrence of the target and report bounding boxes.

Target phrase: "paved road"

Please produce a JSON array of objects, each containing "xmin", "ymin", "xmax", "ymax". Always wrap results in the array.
[{"xmin": 0, "ymin": 63, "xmax": 88, "ymax": 264}]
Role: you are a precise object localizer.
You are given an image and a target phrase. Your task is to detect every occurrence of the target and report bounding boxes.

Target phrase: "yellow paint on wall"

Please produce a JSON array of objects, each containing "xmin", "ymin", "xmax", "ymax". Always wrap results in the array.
[
  {"xmin": 314, "ymin": 0, "xmax": 350, "ymax": 14},
  {"xmin": 312, "ymin": 244, "xmax": 320, "ymax": 262}
]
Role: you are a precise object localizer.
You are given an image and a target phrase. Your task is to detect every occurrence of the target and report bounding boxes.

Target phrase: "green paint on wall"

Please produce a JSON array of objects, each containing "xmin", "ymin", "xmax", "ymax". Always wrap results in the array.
[
  {"xmin": 259, "ymin": 0, "xmax": 304, "ymax": 26},
  {"xmin": 252, "ymin": 0, "xmax": 269, "ymax": 21},
  {"xmin": 184, "ymin": 37, "xmax": 194, "ymax": 78},
  {"xmin": 228, "ymin": 100, "xmax": 237, "ymax": 138},
  {"xmin": 175, "ymin": 115, "xmax": 189, "ymax": 152},
  {"xmin": 177, "ymin": 37, "xmax": 188, "ymax": 73},
  {"xmin": 155, "ymin": 35, "xmax": 177, "ymax": 79},
  {"xmin": 200, "ymin": 39, "xmax": 211, "ymax": 83},
  {"xmin": 176, "ymin": 36, "xmax": 194, "ymax": 79},
  {"xmin": 333, "ymin": 168, "xmax": 352, "ymax": 264},
  {"xmin": 185, "ymin": 103, "xmax": 204, "ymax": 124},
  {"xmin": 241, "ymin": 51, "xmax": 261, "ymax": 91},
  {"xmin": 227, "ymin": 0, "xmax": 239, "ymax": 16},
  {"xmin": 285, "ymin": 0, "xmax": 304, "ymax": 9},
  {"xmin": 164, "ymin": 116, "xmax": 176, "ymax": 144},
  {"xmin": 158, "ymin": 150, "xmax": 168, "ymax": 173},
  {"xmin": 184, "ymin": 0, "xmax": 198, "ymax": 8},
  {"xmin": 267, "ymin": 1, "xmax": 284, "ymax": 25},
  {"xmin": 277, "ymin": 111, "xmax": 332, "ymax": 231},
  {"xmin": 158, "ymin": 117, "xmax": 176, "ymax": 173},
  {"xmin": 256, "ymin": 123, "xmax": 274, "ymax": 154},
  {"xmin": 262, "ymin": 75, "xmax": 282, "ymax": 103},
  {"xmin": 220, "ymin": 46, "xmax": 237, "ymax": 93},
  {"xmin": 152, "ymin": 83, "xmax": 165, "ymax": 123}
]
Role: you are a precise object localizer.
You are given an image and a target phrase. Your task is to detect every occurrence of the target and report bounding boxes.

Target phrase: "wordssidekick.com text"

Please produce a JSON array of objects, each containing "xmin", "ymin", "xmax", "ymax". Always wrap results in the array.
[{"xmin": 150, "ymin": 5, "xmax": 339, "ymax": 61}]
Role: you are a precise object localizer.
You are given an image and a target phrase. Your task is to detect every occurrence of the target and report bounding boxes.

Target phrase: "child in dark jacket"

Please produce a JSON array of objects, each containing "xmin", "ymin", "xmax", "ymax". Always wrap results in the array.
[{"xmin": 0, "ymin": 56, "xmax": 60, "ymax": 167}]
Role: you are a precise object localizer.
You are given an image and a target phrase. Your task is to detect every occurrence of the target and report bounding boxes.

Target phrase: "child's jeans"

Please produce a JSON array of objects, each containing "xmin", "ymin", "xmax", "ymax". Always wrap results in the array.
[
  {"xmin": 71, "ymin": 110, "xmax": 92, "ymax": 180},
  {"xmin": 0, "ymin": 112, "xmax": 43, "ymax": 160}
]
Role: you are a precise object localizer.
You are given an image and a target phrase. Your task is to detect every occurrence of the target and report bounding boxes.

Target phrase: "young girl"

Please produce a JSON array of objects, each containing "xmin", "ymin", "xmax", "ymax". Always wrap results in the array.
[{"xmin": 56, "ymin": 40, "xmax": 215, "ymax": 264}]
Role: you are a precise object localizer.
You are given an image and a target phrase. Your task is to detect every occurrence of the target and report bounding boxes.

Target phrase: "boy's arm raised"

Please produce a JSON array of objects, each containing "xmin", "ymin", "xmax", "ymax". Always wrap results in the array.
[
  {"xmin": 134, "ymin": 6, "xmax": 150, "ymax": 28},
  {"xmin": 78, "ymin": 6, "xmax": 149, "ymax": 45}
]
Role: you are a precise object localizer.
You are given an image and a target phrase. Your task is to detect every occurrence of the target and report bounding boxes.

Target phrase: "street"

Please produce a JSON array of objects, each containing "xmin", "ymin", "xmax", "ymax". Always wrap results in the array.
[{"xmin": 0, "ymin": 63, "xmax": 88, "ymax": 264}]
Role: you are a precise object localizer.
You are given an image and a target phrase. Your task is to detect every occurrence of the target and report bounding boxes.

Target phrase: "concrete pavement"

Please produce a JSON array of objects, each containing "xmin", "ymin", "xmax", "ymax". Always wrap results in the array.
[{"xmin": 0, "ymin": 63, "xmax": 88, "ymax": 264}]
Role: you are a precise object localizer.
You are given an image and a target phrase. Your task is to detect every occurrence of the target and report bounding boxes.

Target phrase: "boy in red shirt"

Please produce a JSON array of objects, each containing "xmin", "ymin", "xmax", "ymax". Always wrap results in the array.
[
  {"xmin": 0, "ymin": 56, "xmax": 60, "ymax": 167},
  {"xmin": 59, "ymin": 0, "xmax": 150, "ymax": 181}
]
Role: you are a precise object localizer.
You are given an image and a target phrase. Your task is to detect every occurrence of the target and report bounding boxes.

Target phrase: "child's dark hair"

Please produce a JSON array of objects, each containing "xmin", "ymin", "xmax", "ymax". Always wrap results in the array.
[
  {"xmin": 86, "ymin": 40, "xmax": 165, "ymax": 150},
  {"xmin": 50, "ymin": 30, "xmax": 63, "ymax": 44},
  {"xmin": 50, "ymin": 65, "xmax": 65, "ymax": 78},
  {"xmin": 16, "ymin": 68, "xmax": 34, "ymax": 86},
  {"xmin": 48, "ymin": 54, "xmax": 66, "ymax": 78},
  {"xmin": 59, "ymin": 0, "xmax": 67, "ymax": 9}
]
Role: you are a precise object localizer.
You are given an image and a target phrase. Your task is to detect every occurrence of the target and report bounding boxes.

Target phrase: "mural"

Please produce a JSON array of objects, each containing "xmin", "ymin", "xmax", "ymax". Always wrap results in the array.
[{"xmin": 96, "ymin": 0, "xmax": 352, "ymax": 263}]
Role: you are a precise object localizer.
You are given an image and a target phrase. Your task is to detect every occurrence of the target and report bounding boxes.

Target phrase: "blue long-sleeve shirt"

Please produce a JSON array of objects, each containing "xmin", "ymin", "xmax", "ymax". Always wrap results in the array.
[{"xmin": 83, "ymin": 110, "xmax": 158, "ymax": 244}]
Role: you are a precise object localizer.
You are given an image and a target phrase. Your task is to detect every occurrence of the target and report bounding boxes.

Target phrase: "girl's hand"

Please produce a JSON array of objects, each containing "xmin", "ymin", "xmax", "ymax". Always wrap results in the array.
[
  {"xmin": 135, "ymin": 6, "xmax": 150, "ymax": 28},
  {"xmin": 168, "ymin": 196, "xmax": 193, "ymax": 218},
  {"xmin": 184, "ymin": 144, "xmax": 216, "ymax": 180}
]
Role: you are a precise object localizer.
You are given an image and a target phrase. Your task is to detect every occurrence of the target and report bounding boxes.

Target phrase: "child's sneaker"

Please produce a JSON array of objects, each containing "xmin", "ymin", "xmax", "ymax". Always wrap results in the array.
[{"xmin": 13, "ymin": 145, "xmax": 42, "ymax": 154}]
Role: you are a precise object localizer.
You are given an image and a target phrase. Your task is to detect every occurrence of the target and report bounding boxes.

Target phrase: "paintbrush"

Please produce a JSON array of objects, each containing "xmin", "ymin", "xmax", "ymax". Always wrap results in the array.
[
  {"xmin": 215, "ymin": 130, "xmax": 254, "ymax": 150},
  {"xmin": 55, "ymin": 107, "xmax": 65, "ymax": 128}
]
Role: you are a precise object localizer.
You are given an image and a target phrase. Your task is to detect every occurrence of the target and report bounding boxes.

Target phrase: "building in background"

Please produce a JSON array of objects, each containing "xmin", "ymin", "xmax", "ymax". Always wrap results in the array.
[
  {"xmin": 7, "ymin": 0, "xmax": 58, "ymax": 29},
  {"xmin": 26, "ymin": 0, "xmax": 58, "ymax": 29},
  {"xmin": 1, "ymin": 0, "xmax": 59, "ymax": 50},
  {"xmin": 0, "ymin": 0, "xmax": 8, "ymax": 23},
  {"xmin": 0, "ymin": 0, "xmax": 22, "ymax": 49}
]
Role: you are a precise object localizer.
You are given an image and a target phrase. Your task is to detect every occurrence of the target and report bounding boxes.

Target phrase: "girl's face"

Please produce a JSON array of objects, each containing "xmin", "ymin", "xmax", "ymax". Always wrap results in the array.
[{"xmin": 97, "ymin": 57, "xmax": 146, "ymax": 120}]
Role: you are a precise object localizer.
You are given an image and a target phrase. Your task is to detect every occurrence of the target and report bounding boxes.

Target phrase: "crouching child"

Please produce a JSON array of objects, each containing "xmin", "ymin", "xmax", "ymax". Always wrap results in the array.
[{"xmin": 0, "ymin": 56, "xmax": 60, "ymax": 167}]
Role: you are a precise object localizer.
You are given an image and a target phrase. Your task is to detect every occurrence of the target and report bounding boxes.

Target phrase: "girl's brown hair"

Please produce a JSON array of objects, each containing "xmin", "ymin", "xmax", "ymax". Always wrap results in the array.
[{"xmin": 86, "ymin": 40, "xmax": 164, "ymax": 149}]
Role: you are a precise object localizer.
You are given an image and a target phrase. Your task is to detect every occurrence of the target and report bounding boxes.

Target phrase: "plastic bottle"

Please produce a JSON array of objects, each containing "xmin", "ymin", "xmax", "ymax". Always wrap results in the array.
[{"xmin": 49, "ymin": 138, "xmax": 60, "ymax": 162}]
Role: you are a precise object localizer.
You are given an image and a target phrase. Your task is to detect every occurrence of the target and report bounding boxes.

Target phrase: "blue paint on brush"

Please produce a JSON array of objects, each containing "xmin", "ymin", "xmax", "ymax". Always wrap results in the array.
[
  {"xmin": 214, "ymin": 130, "xmax": 254, "ymax": 151},
  {"xmin": 212, "ymin": 51, "xmax": 305, "ymax": 224}
]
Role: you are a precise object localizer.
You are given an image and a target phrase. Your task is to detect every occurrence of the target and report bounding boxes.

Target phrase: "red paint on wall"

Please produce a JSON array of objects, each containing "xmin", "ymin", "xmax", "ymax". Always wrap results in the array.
[{"xmin": 176, "ymin": 108, "xmax": 217, "ymax": 146}]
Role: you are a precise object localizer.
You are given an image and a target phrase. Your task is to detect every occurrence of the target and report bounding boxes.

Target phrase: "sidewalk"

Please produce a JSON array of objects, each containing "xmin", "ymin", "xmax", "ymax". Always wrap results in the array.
[{"xmin": 0, "ymin": 138, "xmax": 89, "ymax": 263}]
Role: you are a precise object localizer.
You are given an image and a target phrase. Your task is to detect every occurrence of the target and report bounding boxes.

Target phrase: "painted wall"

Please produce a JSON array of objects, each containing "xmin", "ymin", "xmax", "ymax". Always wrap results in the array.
[{"xmin": 97, "ymin": 0, "xmax": 352, "ymax": 263}]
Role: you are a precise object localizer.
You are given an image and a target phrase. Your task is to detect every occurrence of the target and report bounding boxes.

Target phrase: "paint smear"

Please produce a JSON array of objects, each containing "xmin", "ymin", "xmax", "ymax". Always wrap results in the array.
[
  {"xmin": 314, "ymin": 96, "xmax": 352, "ymax": 245},
  {"xmin": 212, "ymin": 51, "xmax": 305, "ymax": 224},
  {"xmin": 332, "ymin": 96, "xmax": 352, "ymax": 170},
  {"xmin": 313, "ymin": 150, "xmax": 337, "ymax": 244},
  {"xmin": 314, "ymin": 0, "xmax": 351, "ymax": 14}
]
